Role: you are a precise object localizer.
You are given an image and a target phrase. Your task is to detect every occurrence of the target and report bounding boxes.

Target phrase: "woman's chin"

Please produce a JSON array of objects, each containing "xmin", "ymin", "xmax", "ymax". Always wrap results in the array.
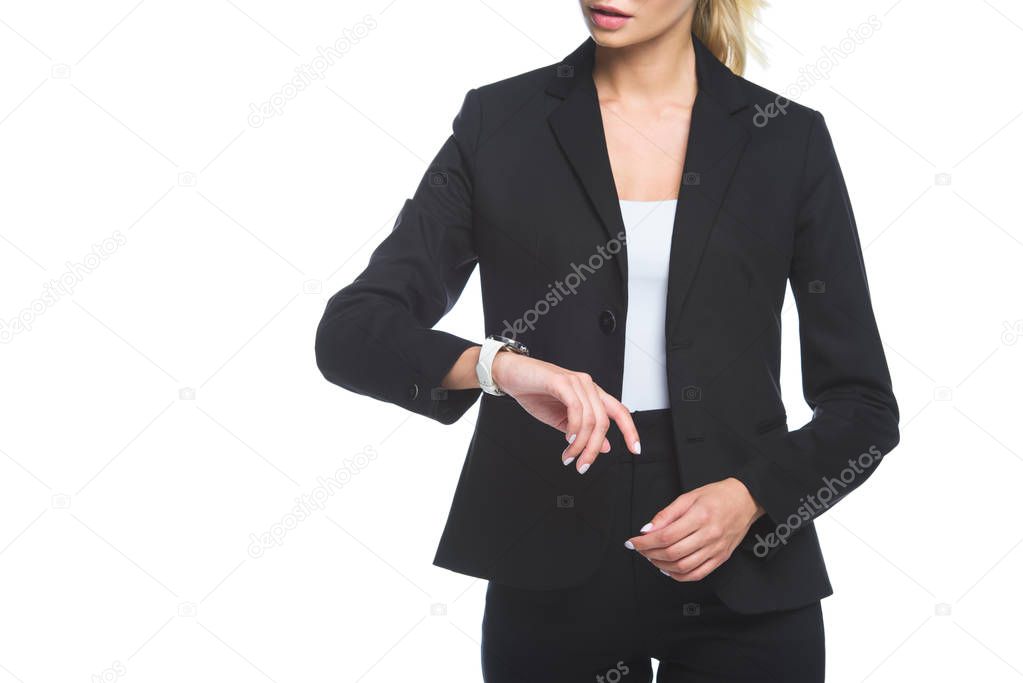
[{"xmin": 588, "ymin": 30, "xmax": 638, "ymax": 49}]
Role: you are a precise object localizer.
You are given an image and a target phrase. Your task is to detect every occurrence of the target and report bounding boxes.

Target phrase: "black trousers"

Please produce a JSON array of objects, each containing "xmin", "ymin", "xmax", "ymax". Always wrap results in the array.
[{"xmin": 481, "ymin": 409, "xmax": 825, "ymax": 682}]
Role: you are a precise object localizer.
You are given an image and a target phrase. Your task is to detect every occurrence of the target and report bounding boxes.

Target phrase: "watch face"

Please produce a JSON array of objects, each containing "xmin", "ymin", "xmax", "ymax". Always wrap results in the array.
[{"xmin": 491, "ymin": 335, "xmax": 528, "ymax": 356}]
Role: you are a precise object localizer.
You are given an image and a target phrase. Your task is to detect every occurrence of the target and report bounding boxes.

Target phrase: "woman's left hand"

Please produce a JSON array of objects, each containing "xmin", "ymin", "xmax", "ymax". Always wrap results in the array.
[{"xmin": 626, "ymin": 478, "xmax": 765, "ymax": 581}]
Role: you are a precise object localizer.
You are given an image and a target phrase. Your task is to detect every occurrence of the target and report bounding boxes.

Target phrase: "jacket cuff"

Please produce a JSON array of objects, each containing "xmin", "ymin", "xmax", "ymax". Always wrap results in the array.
[
  {"xmin": 398, "ymin": 332, "xmax": 481, "ymax": 425},
  {"xmin": 733, "ymin": 457, "xmax": 806, "ymax": 561}
]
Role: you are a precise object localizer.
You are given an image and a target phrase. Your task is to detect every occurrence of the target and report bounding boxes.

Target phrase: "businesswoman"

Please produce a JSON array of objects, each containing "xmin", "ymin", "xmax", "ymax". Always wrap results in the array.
[{"xmin": 316, "ymin": 0, "xmax": 899, "ymax": 680}]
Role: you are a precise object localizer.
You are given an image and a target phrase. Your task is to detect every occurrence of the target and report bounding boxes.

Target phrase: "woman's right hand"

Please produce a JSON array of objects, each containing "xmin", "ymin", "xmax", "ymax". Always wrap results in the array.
[{"xmin": 491, "ymin": 351, "xmax": 641, "ymax": 473}]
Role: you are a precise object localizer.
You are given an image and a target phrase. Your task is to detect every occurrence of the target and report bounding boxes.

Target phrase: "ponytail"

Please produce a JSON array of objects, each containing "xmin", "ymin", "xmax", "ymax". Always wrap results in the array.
[{"xmin": 692, "ymin": 0, "xmax": 766, "ymax": 75}]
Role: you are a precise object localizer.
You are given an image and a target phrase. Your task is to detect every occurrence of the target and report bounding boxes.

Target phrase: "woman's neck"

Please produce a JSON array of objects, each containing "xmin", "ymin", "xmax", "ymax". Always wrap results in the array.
[{"xmin": 592, "ymin": 22, "xmax": 697, "ymax": 105}]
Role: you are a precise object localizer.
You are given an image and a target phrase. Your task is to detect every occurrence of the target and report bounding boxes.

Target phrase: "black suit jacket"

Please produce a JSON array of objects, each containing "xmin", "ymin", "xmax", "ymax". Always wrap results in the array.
[{"xmin": 315, "ymin": 35, "xmax": 900, "ymax": 614}]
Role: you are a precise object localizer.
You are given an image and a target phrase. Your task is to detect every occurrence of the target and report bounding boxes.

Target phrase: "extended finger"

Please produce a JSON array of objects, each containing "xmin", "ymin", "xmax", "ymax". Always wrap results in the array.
[
  {"xmin": 562, "ymin": 376, "xmax": 594, "ymax": 463},
  {"xmin": 550, "ymin": 377, "xmax": 583, "ymax": 461},
  {"xmin": 575, "ymin": 377, "xmax": 610, "ymax": 474},
  {"xmin": 599, "ymin": 389, "xmax": 641, "ymax": 455}
]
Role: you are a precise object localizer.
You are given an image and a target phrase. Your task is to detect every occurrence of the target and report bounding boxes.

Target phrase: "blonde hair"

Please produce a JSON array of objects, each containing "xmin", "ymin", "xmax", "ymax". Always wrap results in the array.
[{"xmin": 692, "ymin": 0, "xmax": 766, "ymax": 75}]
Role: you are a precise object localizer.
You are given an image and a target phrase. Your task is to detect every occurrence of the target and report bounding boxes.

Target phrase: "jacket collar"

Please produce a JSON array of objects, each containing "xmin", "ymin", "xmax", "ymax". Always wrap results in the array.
[
  {"xmin": 545, "ymin": 33, "xmax": 752, "ymax": 349},
  {"xmin": 544, "ymin": 33, "xmax": 749, "ymax": 114}
]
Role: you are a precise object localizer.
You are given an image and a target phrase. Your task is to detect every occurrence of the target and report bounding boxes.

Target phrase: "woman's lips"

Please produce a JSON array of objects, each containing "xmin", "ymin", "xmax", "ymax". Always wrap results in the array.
[{"xmin": 589, "ymin": 4, "xmax": 632, "ymax": 30}]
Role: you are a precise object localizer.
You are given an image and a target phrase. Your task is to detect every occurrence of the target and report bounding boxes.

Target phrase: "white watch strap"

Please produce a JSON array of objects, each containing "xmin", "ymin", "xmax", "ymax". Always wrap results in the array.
[{"xmin": 476, "ymin": 337, "xmax": 508, "ymax": 396}]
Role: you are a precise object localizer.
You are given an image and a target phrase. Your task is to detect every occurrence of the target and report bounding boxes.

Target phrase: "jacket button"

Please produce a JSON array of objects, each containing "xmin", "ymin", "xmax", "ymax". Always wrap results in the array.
[
  {"xmin": 408, "ymin": 383, "xmax": 420, "ymax": 400},
  {"xmin": 598, "ymin": 309, "xmax": 617, "ymax": 335}
]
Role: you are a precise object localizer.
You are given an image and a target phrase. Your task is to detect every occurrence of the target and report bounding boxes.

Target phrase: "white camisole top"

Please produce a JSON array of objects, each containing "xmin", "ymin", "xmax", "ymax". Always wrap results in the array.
[{"xmin": 618, "ymin": 199, "xmax": 677, "ymax": 412}]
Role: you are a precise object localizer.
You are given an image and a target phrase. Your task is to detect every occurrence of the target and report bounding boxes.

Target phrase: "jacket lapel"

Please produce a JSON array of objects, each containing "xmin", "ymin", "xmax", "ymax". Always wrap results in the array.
[
  {"xmin": 545, "ymin": 35, "xmax": 752, "ymax": 336},
  {"xmin": 546, "ymin": 40, "xmax": 630, "ymax": 291},
  {"xmin": 664, "ymin": 37, "xmax": 751, "ymax": 341}
]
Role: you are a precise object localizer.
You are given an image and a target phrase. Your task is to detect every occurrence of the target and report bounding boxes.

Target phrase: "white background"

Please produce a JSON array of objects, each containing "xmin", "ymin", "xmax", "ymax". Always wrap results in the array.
[{"xmin": 1, "ymin": 0, "xmax": 1022, "ymax": 681}]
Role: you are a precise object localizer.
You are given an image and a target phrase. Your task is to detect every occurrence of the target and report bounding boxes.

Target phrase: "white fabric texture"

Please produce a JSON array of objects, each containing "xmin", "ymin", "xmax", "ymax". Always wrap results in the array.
[{"xmin": 618, "ymin": 199, "xmax": 677, "ymax": 412}]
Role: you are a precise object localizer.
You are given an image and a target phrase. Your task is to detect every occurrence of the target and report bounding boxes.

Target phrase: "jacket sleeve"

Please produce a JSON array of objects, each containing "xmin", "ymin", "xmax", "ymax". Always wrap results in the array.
[
  {"xmin": 314, "ymin": 89, "xmax": 484, "ymax": 425},
  {"xmin": 735, "ymin": 110, "xmax": 900, "ymax": 557}
]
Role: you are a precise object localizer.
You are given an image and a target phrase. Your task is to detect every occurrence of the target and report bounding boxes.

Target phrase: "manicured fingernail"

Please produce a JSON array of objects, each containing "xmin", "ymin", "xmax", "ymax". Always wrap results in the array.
[
  {"xmin": 563, "ymin": 456, "xmax": 575, "ymax": 466},
  {"xmin": 624, "ymin": 540, "xmax": 635, "ymax": 550},
  {"xmin": 578, "ymin": 462, "xmax": 590, "ymax": 474},
  {"xmin": 660, "ymin": 569, "xmax": 671, "ymax": 576},
  {"xmin": 633, "ymin": 440, "xmax": 642, "ymax": 454},
  {"xmin": 567, "ymin": 433, "xmax": 577, "ymax": 444},
  {"xmin": 640, "ymin": 523, "xmax": 654, "ymax": 533}
]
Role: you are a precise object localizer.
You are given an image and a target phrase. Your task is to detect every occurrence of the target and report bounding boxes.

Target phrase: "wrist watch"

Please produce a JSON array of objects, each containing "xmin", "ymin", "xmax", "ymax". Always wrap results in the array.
[{"xmin": 476, "ymin": 335, "xmax": 530, "ymax": 396}]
